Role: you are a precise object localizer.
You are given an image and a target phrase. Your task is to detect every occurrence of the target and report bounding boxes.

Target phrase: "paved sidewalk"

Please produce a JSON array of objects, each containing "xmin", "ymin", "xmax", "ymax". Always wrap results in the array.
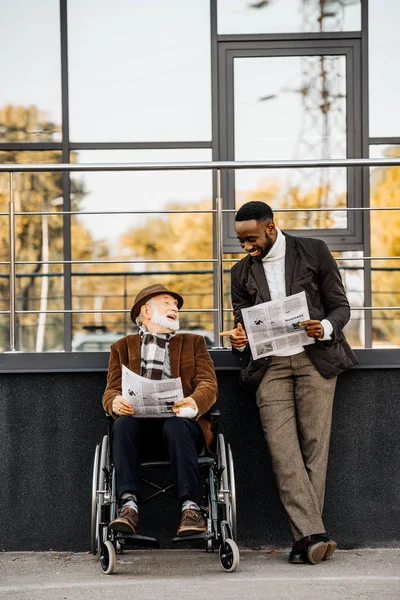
[{"xmin": 1, "ymin": 548, "xmax": 399, "ymax": 600}]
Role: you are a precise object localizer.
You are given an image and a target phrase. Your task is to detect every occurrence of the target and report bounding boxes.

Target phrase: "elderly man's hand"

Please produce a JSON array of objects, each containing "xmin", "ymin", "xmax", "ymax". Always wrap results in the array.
[
  {"xmin": 299, "ymin": 320, "xmax": 325, "ymax": 339},
  {"xmin": 172, "ymin": 397, "xmax": 197, "ymax": 415},
  {"xmin": 112, "ymin": 395, "xmax": 134, "ymax": 416},
  {"xmin": 220, "ymin": 322, "xmax": 248, "ymax": 348}
]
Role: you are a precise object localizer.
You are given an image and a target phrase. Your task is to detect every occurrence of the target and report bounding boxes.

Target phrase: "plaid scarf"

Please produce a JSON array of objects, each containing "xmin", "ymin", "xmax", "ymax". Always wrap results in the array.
[{"xmin": 139, "ymin": 325, "xmax": 175, "ymax": 380}]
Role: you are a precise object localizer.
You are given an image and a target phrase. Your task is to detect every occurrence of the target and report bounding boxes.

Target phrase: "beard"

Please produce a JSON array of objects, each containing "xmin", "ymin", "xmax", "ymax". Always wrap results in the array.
[{"xmin": 150, "ymin": 307, "xmax": 180, "ymax": 332}]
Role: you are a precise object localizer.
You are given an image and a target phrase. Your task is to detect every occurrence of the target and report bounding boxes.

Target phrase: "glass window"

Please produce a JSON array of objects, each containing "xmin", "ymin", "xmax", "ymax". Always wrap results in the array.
[
  {"xmin": 0, "ymin": 0, "xmax": 62, "ymax": 142},
  {"xmin": 70, "ymin": 149, "xmax": 213, "ymax": 257},
  {"xmin": 218, "ymin": 0, "xmax": 361, "ymax": 34},
  {"xmin": 333, "ymin": 251, "xmax": 365, "ymax": 349},
  {"xmin": 17, "ymin": 310, "xmax": 64, "ymax": 353},
  {"xmin": 234, "ymin": 55, "xmax": 347, "ymax": 229},
  {"xmin": 369, "ymin": 1, "xmax": 400, "ymax": 137},
  {"xmin": 69, "ymin": 149, "xmax": 215, "ymax": 348},
  {"xmin": 0, "ymin": 314, "xmax": 10, "ymax": 353},
  {"xmin": 68, "ymin": 0, "xmax": 211, "ymax": 142},
  {"xmin": 369, "ymin": 145, "xmax": 400, "ymax": 348},
  {"xmin": 0, "ymin": 151, "xmax": 64, "ymax": 352}
]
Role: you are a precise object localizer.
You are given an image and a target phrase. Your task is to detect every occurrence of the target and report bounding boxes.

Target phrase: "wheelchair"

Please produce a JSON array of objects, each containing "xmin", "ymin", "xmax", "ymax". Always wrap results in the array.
[{"xmin": 90, "ymin": 411, "xmax": 239, "ymax": 574}]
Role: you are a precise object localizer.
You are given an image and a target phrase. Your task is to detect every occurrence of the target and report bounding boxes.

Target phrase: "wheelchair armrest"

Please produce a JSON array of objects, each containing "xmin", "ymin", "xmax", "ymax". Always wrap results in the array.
[
  {"xmin": 105, "ymin": 412, "xmax": 114, "ymax": 437},
  {"xmin": 210, "ymin": 409, "xmax": 220, "ymax": 440}
]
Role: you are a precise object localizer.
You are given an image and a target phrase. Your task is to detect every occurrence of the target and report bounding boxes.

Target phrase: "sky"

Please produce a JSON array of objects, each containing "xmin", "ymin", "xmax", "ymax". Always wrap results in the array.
[{"xmin": 0, "ymin": 0, "xmax": 399, "ymax": 243}]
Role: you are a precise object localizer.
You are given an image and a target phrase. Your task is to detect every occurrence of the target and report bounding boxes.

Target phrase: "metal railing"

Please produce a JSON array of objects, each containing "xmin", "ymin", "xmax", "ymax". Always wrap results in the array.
[{"xmin": 2, "ymin": 157, "xmax": 400, "ymax": 353}]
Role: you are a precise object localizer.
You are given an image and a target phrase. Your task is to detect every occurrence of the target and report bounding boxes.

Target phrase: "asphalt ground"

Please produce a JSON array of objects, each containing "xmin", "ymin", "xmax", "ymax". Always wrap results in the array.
[{"xmin": 1, "ymin": 548, "xmax": 399, "ymax": 600}]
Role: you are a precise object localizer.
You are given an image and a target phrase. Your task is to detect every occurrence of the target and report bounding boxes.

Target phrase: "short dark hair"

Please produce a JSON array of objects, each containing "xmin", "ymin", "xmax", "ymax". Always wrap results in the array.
[{"xmin": 235, "ymin": 201, "xmax": 274, "ymax": 223}]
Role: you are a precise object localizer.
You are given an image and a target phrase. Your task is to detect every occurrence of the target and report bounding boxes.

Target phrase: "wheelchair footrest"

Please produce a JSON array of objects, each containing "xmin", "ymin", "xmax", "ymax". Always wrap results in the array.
[
  {"xmin": 171, "ymin": 531, "xmax": 213, "ymax": 543},
  {"xmin": 117, "ymin": 534, "xmax": 160, "ymax": 548}
]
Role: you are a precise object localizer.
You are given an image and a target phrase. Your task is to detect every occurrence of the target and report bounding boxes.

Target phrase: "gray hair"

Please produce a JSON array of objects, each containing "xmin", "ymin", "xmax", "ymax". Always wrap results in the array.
[{"xmin": 135, "ymin": 298, "xmax": 156, "ymax": 326}]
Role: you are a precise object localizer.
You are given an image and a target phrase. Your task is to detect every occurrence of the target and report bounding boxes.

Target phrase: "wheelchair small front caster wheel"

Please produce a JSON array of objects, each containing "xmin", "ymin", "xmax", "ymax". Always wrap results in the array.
[
  {"xmin": 219, "ymin": 538, "xmax": 239, "ymax": 572},
  {"xmin": 100, "ymin": 540, "xmax": 116, "ymax": 574}
]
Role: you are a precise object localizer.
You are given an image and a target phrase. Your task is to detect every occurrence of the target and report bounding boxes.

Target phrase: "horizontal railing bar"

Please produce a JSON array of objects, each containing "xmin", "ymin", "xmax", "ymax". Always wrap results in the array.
[
  {"xmin": 0, "ymin": 256, "xmax": 397, "ymax": 266},
  {"xmin": 1, "ymin": 157, "xmax": 400, "ymax": 173},
  {"xmin": 6, "ymin": 309, "xmax": 218, "ymax": 314},
  {"xmin": 3, "ymin": 206, "xmax": 400, "ymax": 217},
  {"xmin": 223, "ymin": 257, "xmax": 400, "ymax": 262},
  {"xmin": 10, "ymin": 259, "xmax": 217, "ymax": 265},
  {"xmin": 0, "ymin": 307, "xmax": 398, "ymax": 315},
  {"xmin": 0, "ymin": 265, "xmax": 399, "ymax": 279},
  {"xmin": 11, "ymin": 209, "xmax": 217, "ymax": 216}
]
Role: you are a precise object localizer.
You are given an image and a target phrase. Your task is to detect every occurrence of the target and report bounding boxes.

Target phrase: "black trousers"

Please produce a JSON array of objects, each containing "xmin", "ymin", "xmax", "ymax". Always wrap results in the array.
[{"xmin": 112, "ymin": 416, "xmax": 204, "ymax": 506}]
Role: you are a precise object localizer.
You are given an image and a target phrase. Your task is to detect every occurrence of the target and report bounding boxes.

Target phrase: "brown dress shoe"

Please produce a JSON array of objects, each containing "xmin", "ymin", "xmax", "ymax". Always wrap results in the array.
[
  {"xmin": 109, "ymin": 506, "xmax": 138, "ymax": 534},
  {"xmin": 289, "ymin": 534, "xmax": 337, "ymax": 565},
  {"xmin": 177, "ymin": 509, "xmax": 207, "ymax": 537}
]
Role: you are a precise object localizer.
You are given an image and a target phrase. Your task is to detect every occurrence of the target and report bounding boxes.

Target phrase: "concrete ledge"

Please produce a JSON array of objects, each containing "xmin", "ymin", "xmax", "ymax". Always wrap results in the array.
[{"xmin": 1, "ymin": 348, "xmax": 400, "ymax": 372}]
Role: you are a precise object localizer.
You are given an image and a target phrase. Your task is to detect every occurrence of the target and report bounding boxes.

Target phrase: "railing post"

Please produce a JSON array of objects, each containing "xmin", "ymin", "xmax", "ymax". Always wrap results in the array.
[
  {"xmin": 8, "ymin": 172, "xmax": 17, "ymax": 352},
  {"xmin": 215, "ymin": 169, "xmax": 225, "ymax": 348}
]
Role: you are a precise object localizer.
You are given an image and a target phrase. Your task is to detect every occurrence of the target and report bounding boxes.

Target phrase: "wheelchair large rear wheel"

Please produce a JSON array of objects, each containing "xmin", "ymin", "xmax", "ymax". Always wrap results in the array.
[
  {"xmin": 91, "ymin": 435, "xmax": 109, "ymax": 555},
  {"xmin": 227, "ymin": 442, "xmax": 237, "ymax": 541},
  {"xmin": 90, "ymin": 442, "xmax": 101, "ymax": 555},
  {"xmin": 217, "ymin": 434, "xmax": 236, "ymax": 540}
]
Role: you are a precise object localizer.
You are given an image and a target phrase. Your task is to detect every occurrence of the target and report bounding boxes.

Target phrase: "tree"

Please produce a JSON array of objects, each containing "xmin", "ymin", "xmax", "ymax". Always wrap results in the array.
[{"xmin": 0, "ymin": 105, "xmax": 97, "ymax": 351}]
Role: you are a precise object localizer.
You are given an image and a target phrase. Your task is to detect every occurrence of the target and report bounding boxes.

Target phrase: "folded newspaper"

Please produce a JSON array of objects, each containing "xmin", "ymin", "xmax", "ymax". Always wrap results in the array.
[
  {"xmin": 121, "ymin": 365, "xmax": 184, "ymax": 418},
  {"xmin": 241, "ymin": 291, "xmax": 315, "ymax": 360}
]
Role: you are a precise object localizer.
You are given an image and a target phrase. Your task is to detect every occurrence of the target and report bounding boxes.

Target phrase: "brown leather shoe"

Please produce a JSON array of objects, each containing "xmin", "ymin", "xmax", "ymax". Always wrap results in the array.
[
  {"xmin": 177, "ymin": 509, "xmax": 207, "ymax": 537},
  {"xmin": 109, "ymin": 506, "xmax": 138, "ymax": 534}
]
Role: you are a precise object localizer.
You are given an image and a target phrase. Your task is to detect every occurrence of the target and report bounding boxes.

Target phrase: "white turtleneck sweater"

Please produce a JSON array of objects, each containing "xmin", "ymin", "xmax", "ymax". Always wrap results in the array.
[{"xmin": 260, "ymin": 228, "xmax": 332, "ymax": 357}]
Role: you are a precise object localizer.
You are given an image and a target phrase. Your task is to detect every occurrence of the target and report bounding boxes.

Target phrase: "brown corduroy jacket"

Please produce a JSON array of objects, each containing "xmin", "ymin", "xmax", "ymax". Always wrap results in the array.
[{"xmin": 102, "ymin": 333, "xmax": 218, "ymax": 448}]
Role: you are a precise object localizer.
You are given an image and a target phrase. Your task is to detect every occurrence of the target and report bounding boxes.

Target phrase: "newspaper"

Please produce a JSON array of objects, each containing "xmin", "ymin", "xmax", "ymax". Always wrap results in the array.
[
  {"xmin": 121, "ymin": 365, "xmax": 184, "ymax": 418},
  {"xmin": 241, "ymin": 291, "xmax": 315, "ymax": 360}
]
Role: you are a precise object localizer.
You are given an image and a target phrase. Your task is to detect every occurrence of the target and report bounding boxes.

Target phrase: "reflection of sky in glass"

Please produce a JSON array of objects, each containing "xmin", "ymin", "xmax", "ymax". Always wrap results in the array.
[
  {"xmin": 234, "ymin": 56, "xmax": 346, "ymax": 161},
  {"xmin": 234, "ymin": 55, "xmax": 347, "ymax": 224},
  {"xmin": 369, "ymin": 2, "xmax": 400, "ymax": 137},
  {"xmin": 67, "ymin": 0, "xmax": 211, "ymax": 142},
  {"xmin": 218, "ymin": 0, "xmax": 361, "ymax": 34},
  {"xmin": 71, "ymin": 149, "xmax": 212, "ymax": 243},
  {"xmin": 0, "ymin": 0, "xmax": 61, "ymax": 135}
]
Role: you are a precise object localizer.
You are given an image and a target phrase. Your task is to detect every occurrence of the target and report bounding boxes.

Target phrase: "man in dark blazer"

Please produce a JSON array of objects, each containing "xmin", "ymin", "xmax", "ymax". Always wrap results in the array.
[
  {"xmin": 103, "ymin": 284, "xmax": 217, "ymax": 538},
  {"xmin": 222, "ymin": 201, "xmax": 357, "ymax": 565}
]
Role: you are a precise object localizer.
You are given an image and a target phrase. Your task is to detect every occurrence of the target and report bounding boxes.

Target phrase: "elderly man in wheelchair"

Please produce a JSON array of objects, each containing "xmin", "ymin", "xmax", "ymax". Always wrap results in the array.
[{"xmin": 102, "ymin": 283, "xmax": 218, "ymax": 540}]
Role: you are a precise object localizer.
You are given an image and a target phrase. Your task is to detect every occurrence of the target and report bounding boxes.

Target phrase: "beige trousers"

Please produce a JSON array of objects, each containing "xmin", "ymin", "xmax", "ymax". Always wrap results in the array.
[{"xmin": 256, "ymin": 352, "xmax": 337, "ymax": 542}]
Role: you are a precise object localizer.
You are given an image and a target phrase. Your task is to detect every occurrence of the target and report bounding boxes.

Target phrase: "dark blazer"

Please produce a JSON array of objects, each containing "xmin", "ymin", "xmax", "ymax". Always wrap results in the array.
[
  {"xmin": 231, "ymin": 232, "xmax": 358, "ymax": 390},
  {"xmin": 103, "ymin": 333, "xmax": 218, "ymax": 448}
]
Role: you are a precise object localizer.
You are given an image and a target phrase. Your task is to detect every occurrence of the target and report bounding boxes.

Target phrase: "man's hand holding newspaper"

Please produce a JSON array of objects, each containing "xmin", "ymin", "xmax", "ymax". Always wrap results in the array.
[{"xmin": 112, "ymin": 395, "xmax": 134, "ymax": 416}]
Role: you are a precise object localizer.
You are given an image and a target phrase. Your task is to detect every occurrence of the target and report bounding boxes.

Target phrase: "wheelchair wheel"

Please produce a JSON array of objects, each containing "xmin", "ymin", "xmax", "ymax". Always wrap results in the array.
[
  {"xmin": 90, "ymin": 442, "xmax": 101, "ymax": 555},
  {"xmin": 100, "ymin": 540, "xmax": 116, "ymax": 575},
  {"xmin": 227, "ymin": 443, "xmax": 237, "ymax": 541},
  {"xmin": 98, "ymin": 434, "xmax": 109, "ymax": 504},
  {"xmin": 219, "ymin": 538, "xmax": 240, "ymax": 572},
  {"xmin": 92, "ymin": 435, "xmax": 109, "ymax": 556},
  {"xmin": 217, "ymin": 434, "xmax": 236, "ymax": 538}
]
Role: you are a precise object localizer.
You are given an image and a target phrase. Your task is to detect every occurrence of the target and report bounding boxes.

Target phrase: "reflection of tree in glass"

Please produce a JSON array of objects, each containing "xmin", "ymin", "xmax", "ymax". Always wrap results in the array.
[
  {"xmin": 370, "ymin": 146, "xmax": 400, "ymax": 346},
  {"xmin": 119, "ymin": 200, "xmax": 214, "ymax": 333},
  {"xmin": 0, "ymin": 104, "xmax": 60, "ymax": 143},
  {"xmin": 0, "ymin": 105, "xmax": 89, "ymax": 351}
]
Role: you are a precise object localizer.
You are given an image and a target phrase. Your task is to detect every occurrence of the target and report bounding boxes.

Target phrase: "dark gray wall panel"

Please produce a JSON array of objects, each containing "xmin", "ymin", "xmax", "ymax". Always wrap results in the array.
[{"xmin": 0, "ymin": 369, "xmax": 399, "ymax": 551}]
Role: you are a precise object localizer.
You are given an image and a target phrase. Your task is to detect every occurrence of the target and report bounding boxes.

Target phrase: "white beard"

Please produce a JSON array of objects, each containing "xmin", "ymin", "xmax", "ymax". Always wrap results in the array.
[{"xmin": 150, "ymin": 308, "xmax": 180, "ymax": 332}]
